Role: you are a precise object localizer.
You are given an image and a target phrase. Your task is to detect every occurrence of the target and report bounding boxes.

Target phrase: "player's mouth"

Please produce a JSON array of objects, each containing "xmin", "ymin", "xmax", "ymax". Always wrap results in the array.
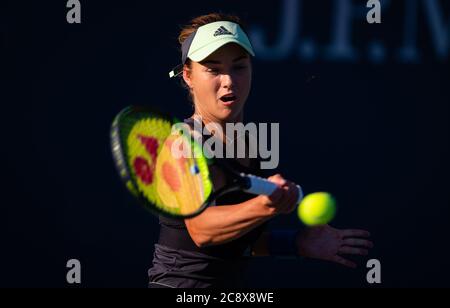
[{"xmin": 219, "ymin": 93, "xmax": 237, "ymax": 106}]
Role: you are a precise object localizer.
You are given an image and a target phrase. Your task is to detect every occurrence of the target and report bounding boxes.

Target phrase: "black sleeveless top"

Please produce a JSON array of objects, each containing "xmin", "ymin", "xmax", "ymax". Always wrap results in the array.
[{"xmin": 148, "ymin": 119, "xmax": 268, "ymax": 288}]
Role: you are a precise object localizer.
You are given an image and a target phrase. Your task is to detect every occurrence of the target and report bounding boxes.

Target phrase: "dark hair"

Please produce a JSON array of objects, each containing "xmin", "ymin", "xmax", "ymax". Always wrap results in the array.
[{"xmin": 177, "ymin": 13, "xmax": 246, "ymax": 102}]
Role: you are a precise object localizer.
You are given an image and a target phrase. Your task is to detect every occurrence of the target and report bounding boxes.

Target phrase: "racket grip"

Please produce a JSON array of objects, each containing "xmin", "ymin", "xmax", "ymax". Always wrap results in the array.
[{"xmin": 243, "ymin": 174, "xmax": 304, "ymax": 203}]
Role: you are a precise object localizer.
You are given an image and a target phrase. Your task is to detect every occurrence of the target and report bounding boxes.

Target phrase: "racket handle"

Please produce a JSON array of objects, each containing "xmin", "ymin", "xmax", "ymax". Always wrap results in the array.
[{"xmin": 243, "ymin": 174, "xmax": 304, "ymax": 204}]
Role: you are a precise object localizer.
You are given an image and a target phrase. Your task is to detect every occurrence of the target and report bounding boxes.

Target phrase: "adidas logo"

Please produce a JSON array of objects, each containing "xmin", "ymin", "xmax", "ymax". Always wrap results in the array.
[{"xmin": 213, "ymin": 26, "xmax": 234, "ymax": 37}]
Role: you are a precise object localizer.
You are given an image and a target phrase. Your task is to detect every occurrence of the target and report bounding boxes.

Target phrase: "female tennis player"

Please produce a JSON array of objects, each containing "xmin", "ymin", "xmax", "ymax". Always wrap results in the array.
[{"xmin": 147, "ymin": 13, "xmax": 373, "ymax": 288}]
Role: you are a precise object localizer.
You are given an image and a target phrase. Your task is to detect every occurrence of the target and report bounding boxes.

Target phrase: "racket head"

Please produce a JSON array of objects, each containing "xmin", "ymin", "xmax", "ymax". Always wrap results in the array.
[{"xmin": 110, "ymin": 106, "xmax": 214, "ymax": 218}]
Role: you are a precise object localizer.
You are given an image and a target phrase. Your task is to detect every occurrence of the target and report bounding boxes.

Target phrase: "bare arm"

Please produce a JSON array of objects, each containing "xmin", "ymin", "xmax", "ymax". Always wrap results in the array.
[
  {"xmin": 252, "ymin": 226, "xmax": 374, "ymax": 269},
  {"xmin": 185, "ymin": 175, "xmax": 299, "ymax": 247},
  {"xmin": 185, "ymin": 196, "xmax": 273, "ymax": 247}
]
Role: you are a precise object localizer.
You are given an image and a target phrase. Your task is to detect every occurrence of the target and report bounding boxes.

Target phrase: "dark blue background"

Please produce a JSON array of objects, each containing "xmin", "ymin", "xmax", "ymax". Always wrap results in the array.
[{"xmin": 2, "ymin": 0, "xmax": 449, "ymax": 287}]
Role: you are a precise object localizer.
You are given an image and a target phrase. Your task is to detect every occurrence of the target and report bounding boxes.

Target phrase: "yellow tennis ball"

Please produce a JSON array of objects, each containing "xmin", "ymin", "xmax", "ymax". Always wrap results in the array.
[{"xmin": 298, "ymin": 192, "xmax": 336, "ymax": 226}]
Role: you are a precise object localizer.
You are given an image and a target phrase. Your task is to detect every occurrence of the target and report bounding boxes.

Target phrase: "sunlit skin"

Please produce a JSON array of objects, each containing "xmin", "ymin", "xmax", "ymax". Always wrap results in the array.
[
  {"xmin": 181, "ymin": 43, "xmax": 300, "ymax": 248},
  {"xmin": 183, "ymin": 43, "xmax": 251, "ymax": 129},
  {"xmin": 181, "ymin": 43, "xmax": 373, "ymax": 267}
]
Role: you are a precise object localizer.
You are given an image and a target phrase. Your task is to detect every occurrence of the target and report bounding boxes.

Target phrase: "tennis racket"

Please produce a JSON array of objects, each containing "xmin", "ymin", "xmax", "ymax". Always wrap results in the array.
[{"xmin": 110, "ymin": 105, "xmax": 303, "ymax": 218}]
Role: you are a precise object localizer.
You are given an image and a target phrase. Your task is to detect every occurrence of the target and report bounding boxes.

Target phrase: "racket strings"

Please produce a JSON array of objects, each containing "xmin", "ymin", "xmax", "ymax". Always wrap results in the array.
[
  {"xmin": 165, "ymin": 136, "xmax": 204, "ymax": 214},
  {"xmin": 127, "ymin": 116, "xmax": 173, "ymax": 211},
  {"xmin": 118, "ymin": 109, "xmax": 213, "ymax": 217}
]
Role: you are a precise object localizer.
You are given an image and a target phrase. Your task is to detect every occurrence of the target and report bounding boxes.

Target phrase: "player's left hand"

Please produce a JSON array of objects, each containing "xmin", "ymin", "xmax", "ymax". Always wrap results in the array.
[{"xmin": 295, "ymin": 225, "xmax": 373, "ymax": 268}]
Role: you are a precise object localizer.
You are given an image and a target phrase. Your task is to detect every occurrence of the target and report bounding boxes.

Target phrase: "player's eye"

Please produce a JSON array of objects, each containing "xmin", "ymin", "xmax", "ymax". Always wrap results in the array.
[
  {"xmin": 234, "ymin": 65, "xmax": 247, "ymax": 70},
  {"xmin": 206, "ymin": 68, "xmax": 220, "ymax": 75}
]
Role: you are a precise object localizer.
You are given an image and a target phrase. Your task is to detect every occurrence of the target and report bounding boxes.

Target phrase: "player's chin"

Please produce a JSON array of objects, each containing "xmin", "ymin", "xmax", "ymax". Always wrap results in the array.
[
  {"xmin": 217, "ymin": 101, "xmax": 244, "ymax": 120},
  {"xmin": 217, "ymin": 107, "xmax": 243, "ymax": 122}
]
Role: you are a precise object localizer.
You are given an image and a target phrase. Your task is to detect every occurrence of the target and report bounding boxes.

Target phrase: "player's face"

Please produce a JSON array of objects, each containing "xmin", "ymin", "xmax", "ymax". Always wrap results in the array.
[{"xmin": 184, "ymin": 43, "xmax": 252, "ymax": 123}]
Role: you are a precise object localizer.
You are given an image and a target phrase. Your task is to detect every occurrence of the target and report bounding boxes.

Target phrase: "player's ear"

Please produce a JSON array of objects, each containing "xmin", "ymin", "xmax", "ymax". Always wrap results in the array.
[{"xmin": 182, "ymin": 65, "xmax": 193, "ymax": 89}]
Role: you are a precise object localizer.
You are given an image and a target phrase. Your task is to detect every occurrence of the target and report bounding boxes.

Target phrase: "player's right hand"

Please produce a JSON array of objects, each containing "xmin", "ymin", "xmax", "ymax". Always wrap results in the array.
[{"xmin": 260, "ymin": 174, "xmax": 299, "ymax": 215}]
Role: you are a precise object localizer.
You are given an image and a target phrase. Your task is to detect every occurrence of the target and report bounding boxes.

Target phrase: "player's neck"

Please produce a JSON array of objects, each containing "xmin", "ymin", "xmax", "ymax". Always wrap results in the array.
[
  {"xmin": 191, "ymin": 112, "xmax": 244, "ymax": 145},
  {"xmin": 192, "ymin": 111, "xmax": 244, "ymax": 131}
]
